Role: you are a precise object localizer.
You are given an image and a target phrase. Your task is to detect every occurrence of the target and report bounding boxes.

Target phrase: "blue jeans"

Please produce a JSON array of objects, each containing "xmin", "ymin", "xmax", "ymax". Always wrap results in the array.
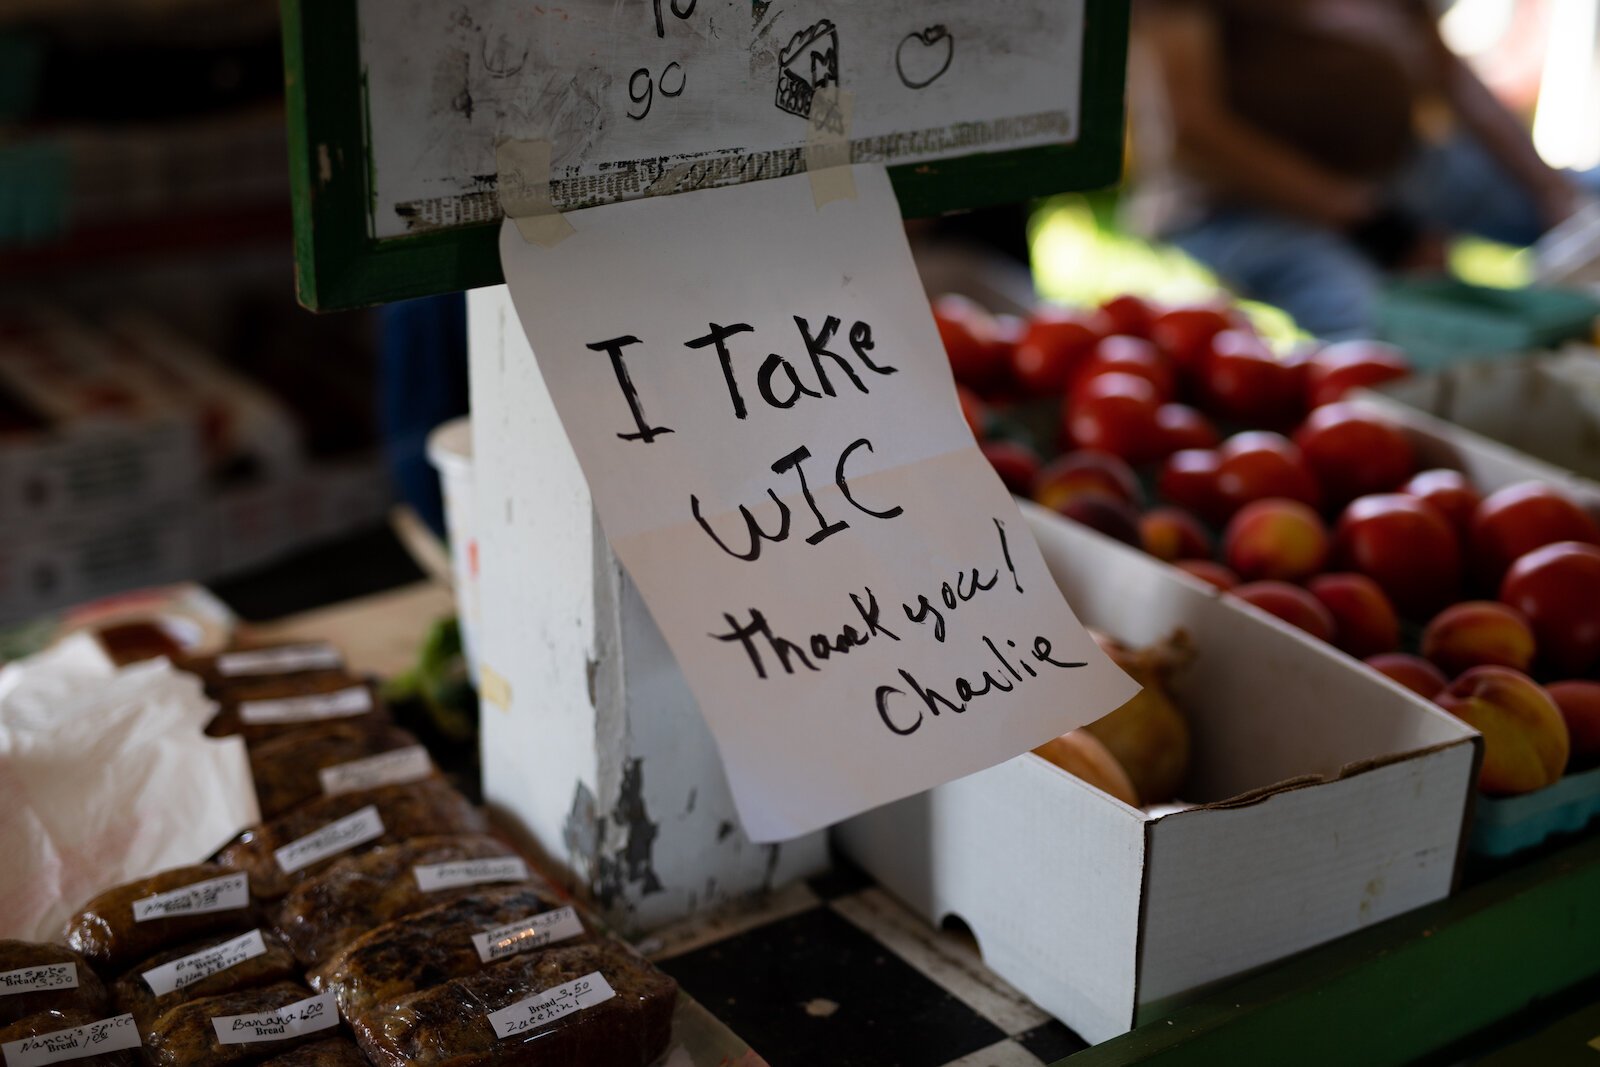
[{"xmin": 1167, "ymin": 136, "xmax": 1600, "ymax": 339}]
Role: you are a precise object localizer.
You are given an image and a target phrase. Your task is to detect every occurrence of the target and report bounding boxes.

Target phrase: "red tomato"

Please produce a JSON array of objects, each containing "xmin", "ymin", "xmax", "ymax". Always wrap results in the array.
[
  {"xmin": 1150, "ymin": 305, "xmax": 1233, "ymax": 375},
  {"xmin": 980, "ymin": 440, "xmax": 1042, "ymax": 497},
  {"xmin": 1071, "ymin": 335, "xmax": 1175, "ymax": 403},
  {"xmin": 1155, "ymin": 403, "xmax": 1220, "ymax": 453},
  {"xmin": 1199, "ymin": 329, "xmax": 1305, "ymax": 427},
  {"xmin": 1064, "ymin": 373, "xmax": 1165, "ymax": 465},
  {"xmin": 1336, "ymin": 493, "xmax": 1462, "ymax": 618},
  {"xmin": 1292, "ymin": 403, "xmax": 1415, "ymax": 505},
  {"xmin": 1012, "ymin": 308, "xmax": 1102, "ymax": 395},
  {"xmin": 1097, "ymin": 294, "xmax": 1156, "ymax": 339},
  {"xmin": 1472, "ymin": 482, "xmax": 1600, "ymax": 588},
  {"xmin": 1214, "ymin": 431, "xmax": 1321, "ymax": 516},
  {"xmin": 1500, "ymin": 541, "xmax": 1600, "ymax": 676},
  {"xmin": 933, "ymin": 294, "xmax": 1008, "ymax": 392},
  {"xmin": 1401, "ymin": 469, "xmax": 1480, "ymax": 536},
  {"xmin": 1305, "ymin": 341, "xmax": 1411, "ymax": 408}
]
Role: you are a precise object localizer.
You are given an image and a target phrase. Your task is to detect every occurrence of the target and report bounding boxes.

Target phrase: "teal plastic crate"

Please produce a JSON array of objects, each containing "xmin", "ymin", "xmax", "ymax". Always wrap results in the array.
[
  {"xmin": 1376, "ymin": 277, "xmax": 1600, "ymax": 370},
  {"xmin": 1470, "ymin": 764, "xmax": 1600, "ymax": 858}
]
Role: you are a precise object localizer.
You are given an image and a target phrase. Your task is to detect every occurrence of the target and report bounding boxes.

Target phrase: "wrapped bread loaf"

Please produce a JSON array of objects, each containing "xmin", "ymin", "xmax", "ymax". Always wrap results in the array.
[
  {"xmin": 65, "ymin": 865, "xmax": 255, "ymax": 973},
  {"xmin": 205, "ymin": 675, "xmax": 388, "ymax": 745},
  {"xmin": 218, "ymin": 780, "xmax": 488, "ymax": 900},
  {"xmin": 249, "ymin": 721, "xmax": 430, "ymax": 819},
  {"xmin": 275, "ymin": 836, "xmax": 538, "ymax": 967},
  {"xmin": 183, "ymin": 643, "xmax": 347, "ymax": 694},
  {"xmin": 0, "ymin": 941, "xmax": 107, "ymax": 1027},
  {"xmin": 111, "ymin": 929, "xmax": 299, "ymax": 1029},
  {"xmin": 351, "ymin": 939, "xmax": 676, "ymax": 1067},
  {"xmin": 143, "ymin": 982, "xmax": 340, "ymax": 1067},
  {"xmin": 0, "ymin": 1009, "xmax": 141, "ymax": 1066},
  {"xmin": 311, "ymin": 886, "xmax": 582, "ymax": 1022},
  {"xmin": 259, "ymin": 1038, "xmax": 369, "ymax": 1066}
]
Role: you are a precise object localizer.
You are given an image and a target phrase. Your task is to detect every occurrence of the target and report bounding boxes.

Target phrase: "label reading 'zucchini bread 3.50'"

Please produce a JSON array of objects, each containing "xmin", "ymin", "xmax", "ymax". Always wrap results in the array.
[{"xmin": 487, "ymin": 973, "xmax": 616, "ymax": 1039}]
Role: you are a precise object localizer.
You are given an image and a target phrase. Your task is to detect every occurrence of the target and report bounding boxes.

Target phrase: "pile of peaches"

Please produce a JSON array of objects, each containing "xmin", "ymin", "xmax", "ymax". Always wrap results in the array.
[{"xmin": 940, "ymin": 292, "xmax": 1600, "ymax": 798}]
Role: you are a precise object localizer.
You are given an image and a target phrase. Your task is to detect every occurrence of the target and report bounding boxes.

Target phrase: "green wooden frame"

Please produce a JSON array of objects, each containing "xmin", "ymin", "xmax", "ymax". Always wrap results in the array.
[{"xmin": 280, "ymin": 0, "xmax": 1131, "ymax": 312}]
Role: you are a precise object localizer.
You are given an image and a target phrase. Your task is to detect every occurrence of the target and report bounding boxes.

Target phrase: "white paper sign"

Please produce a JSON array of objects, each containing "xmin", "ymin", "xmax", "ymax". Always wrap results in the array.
[
  {"xmin": 1, "ymin": 1015, "xmax": 141, "ymax": 1066},
  {"xmin": 498, "ymin": 165, "xmax": 1135, "ymax": 841},
  {"xmin": 218, "ymin": 644, "xmax": 343, "ymax": 678},
  {"xmin": 273, "ymin": 806, "xmax": 385, "ymax": 873},
  {"xmin": 413, "ymin": 857, "xmax": 530, "ymax": 893},
  {"xmin": 0, "ymin": 964, "xmax": 77, "ymax": 996},
  {"xmin": 210, "ymin": 991, "xmax": 337, "ymax": 1045},
  {"xmin": 487, "ymin": 973, "xmax": 616, "ymax": 1039},
  {"xmin": 470, "ymin": 907, "xmax": 585, "ymax": 963},
  {"xmin": 318, "ymin": 746, "xmax": 433, "ymax": 796},
  {"xmin": 132, "ymin": 872, "xmax": 250, "ymax": 922},
  {"xmin": 139, "ymin": 929, "xmax": 268, "ymax": 998},
  {"xmin": 238, "ymin": 686, "xmax": 372, "ymax": 726}
]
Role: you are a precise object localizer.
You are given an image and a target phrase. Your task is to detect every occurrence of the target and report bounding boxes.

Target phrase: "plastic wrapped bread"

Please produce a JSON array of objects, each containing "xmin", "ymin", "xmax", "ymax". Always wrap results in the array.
[
  {"xmin": 143, "ymin": 982, "xmax": 340, "ymax": 1067},
  {"xmin": 310, "ymin": 886, "xmax": 581, "ymax": 1022},
  {"xmin": 248, "ymin": 720, "xmax": 430, "ymax": 819},
  {"xmin": 0, "ymin": 1009, "xmax": 141, "ymax": 1066},
  {"xmin": 182, "ymin": 643, "xmax": 348, "ymax": 695},
  {"xmin": 111, "ymin": 929, "xmax": 299, "ymax": 1029},
  {"xmin": 274, "ymin": 836, "xmax": 539, "ymax": 967},
  {"xmin": 258, "ymin": 1038, "xmax": 369, "ymax": 1065},
  {"xmin": 204, "ymin": 675, "xmax": 388, "ymax": 745},
  {"xmin": 0, "ymin": 941, "xmax": 107, "ymax": 1027},
  {"xmin": 65, "ymin": 865, "xmax": 256, "ymax": 973},
  {"xmin": 217, "ymin": 781, "xmax": 489, "ymax": 900},
  {"xmin": 351, "ymin": 939, "xmax": 676, "ymax": 1067}
]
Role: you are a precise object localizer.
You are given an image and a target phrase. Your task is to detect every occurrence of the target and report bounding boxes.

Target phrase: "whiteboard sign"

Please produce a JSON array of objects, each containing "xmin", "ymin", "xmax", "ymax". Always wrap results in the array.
[
  {"xmin": 359, "ymin": 0, "xmax": 1084, "ymax": 237},
  {"xmin": 498, "ymin": 166, "xmax": 1135, "ymax": 841}
]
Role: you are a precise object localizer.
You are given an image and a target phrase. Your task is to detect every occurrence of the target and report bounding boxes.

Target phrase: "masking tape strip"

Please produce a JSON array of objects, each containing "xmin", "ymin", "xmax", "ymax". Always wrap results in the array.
[
  {"xmin": 495, "ymin": 139, "xmax": 576, "ymax": 247},
  {"xmin": 804, "ymin": 87, "xmax": 856, "ymax": 208},
  {"xmin": 479, "ymin": 662, "xmax": 512, "ymax": 712}
]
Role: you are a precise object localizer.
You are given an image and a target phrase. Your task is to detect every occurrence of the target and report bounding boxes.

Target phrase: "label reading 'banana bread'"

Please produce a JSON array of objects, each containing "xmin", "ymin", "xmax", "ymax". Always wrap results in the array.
[
  {"xmin": 487, "ymin": 972, "xmax": 616, "ymax": 1039},
  {"xmin": 318, "ymin": 746, "xmax": 433, "ymax": 797},
  {"xmin": 132, "ymin": 873, "xmax": 250, "ymax": 922},
  {"xmin": 140, "ymin": 930, "xmax": 268, "ymax": 997},
  {"xmin": 273, "ymin": 806, "xmax": 386, "ymax": 874},
  {"xmin": 0, "ymin": 963, "xmax": 77, "ymax": 996},
  {"xmin": 412, "ymin": 856, "xmax": 530, "ymax": 893},
  {"xmin": 238, "ymin": 686, "xmax": 373, "ymax": 726},
  {"xmin": 470, "ymin": 907, "xmax": 585, "ymax": 963},
  {"xmin": 2, "ymin": 1014, "xmax": 141, "ymax": 1066},
  {"xmin": 210, "ymin": 991, "xmax": 338, "ymax": 1045},
  {"xmin": 217, "ymin": 644, "xmax": 343, "ymax": 677}
]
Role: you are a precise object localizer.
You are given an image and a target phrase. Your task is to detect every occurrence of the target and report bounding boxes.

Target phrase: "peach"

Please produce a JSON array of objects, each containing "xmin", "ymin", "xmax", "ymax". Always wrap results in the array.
[
  {"xmin": 1308, "ymin": 573, "xmax": 1399, "ymax": 658},
  {"xmin": 1224, "ymin": 499, "xmax": 1329, "ymax": 582},
  {"xmin": 1056, "ymin": 491, "xmax": 1143, "ymax": 547},
  {"xmin": 1546, "ymin": 681, "xmax": 1600, "ymax": 763},
  {"xmin": 1421, "ymin": 601, "xmax": 1535, "ymax": 676},
  {"xmin": 1231, "ymin": 581, "xmax": 1337, "ymax": 642},
  {"xmin": 1034, "ymin": 450, "xmax": 1142, "ymax": 511},
  {"xmin": 1140, "ymin": 507, "xmax": 1212, "ymax": 562},
  {"xmin": 1174, "ymin": 560, "xmax": 1240, "ymax": 591},
  {"xmin": 1364, "ymin": 653, "xmax": 1448, "ymax": 700},
  {"xmin": 1436, "ymin": 666, "xmax": 1569, "ymax": 795},
  {"xmin": 1471, "ymin": 481, "xmax": 1600, "ymax": 587},
  {"xmin": 1401, "ymin": 469, "xmax": 1480, "ymax": 537}
]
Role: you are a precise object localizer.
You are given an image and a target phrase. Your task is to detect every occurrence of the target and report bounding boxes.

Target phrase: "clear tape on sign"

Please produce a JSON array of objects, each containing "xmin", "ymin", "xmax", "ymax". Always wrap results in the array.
[
  {"xmin": 495, "ymin": 139, "xmax": 576, "ymax": 247},
  {"xmin": 805, "ymin": 87, "xmax": 856, "ymax": 207}
]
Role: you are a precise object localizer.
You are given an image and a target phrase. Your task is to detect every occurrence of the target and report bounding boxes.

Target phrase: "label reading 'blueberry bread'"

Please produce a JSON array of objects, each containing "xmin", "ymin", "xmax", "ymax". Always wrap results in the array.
[{"xmin": 140, "ymin": 930, "xmax": 268, "ymax": 997}]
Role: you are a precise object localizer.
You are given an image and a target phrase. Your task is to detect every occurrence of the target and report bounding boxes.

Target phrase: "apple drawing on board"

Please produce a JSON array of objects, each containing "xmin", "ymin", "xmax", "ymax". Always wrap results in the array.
[{"xmin": 897, "ymin": 25, "xmax": 954, "ymax": 89}]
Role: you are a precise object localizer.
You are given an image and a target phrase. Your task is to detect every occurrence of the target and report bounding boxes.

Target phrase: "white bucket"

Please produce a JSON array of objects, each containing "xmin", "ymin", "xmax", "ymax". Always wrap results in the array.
[{"xmin": 426, "ymin": 416, "xmax": 480, "ymax": 684}]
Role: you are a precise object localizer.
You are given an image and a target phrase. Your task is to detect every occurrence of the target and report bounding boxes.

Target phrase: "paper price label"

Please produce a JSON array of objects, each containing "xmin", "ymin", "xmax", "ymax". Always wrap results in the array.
[
  {"xmin": 470, "ymin": 907, "xmax": 584, "ymax": 963},
  {"xmin": 218, "ymin": 644, "xmax": 343, "ymax": 677},
  {"xmin": 0, "ymin": 964, "xmax": 77, "ymax": 996},
  {"xmin": 238, "ymin": 686, "xmax": 372, "ymax": 725},
  {"xmin": 211, "ymin": 991, "xmax": 337, "ymax": 1045},
  {"xmin": 133, "ymin": 873, "xmax": 249, "ymax": 922},
  {"xmin": 2, "ymin": 1014, "xmax": 140, "ymax": 1066},
  {"xmin": 413, "ymin": 856, "xmax": 529, "ymax": 893},
  {"xmin": 319, "ymin": 746, "xmax": 432, "ymax": 797},
  {"xmin": 140, "ymin": 930, "xmax": 267, "ymax": 998},
  {"xmin": 273, "ymin": 805, "xmax": 385, "ymax": 873},
  {"xmin": 487, "ymin": 972, "xmax": 615, "ymax": 1039}
]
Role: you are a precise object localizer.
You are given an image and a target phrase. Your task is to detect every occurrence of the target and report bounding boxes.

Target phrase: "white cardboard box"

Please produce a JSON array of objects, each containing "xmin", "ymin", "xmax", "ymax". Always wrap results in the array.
[{"xmin": 836, "ymin": 505, "xmax": 1480, "ymax": 1043}]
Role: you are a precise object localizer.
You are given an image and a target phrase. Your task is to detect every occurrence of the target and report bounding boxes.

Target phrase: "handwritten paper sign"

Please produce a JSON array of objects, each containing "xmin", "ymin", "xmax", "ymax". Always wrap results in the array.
[{"xmin": 499, "ymin": 164, "xmax": 1135, "ymax": 840}]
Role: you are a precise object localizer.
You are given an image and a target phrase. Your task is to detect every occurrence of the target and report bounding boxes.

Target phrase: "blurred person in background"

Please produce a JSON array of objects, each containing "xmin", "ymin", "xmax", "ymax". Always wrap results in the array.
[{"xmin": 1126, "ymin": 0, "xmax": 1600, "ymax": 338}]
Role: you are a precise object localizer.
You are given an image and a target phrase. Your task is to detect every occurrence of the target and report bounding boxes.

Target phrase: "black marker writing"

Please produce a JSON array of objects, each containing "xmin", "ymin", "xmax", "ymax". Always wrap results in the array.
[{"xmin": 586, "ymin": 335, "xmax": 672, "ymax": 443}]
